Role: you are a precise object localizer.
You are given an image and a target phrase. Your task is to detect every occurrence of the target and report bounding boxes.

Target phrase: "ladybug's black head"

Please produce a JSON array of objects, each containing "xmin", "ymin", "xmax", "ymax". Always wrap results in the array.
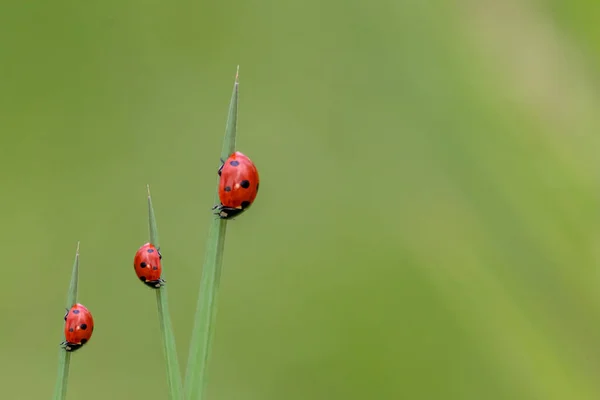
[
  {"xmin": 62, "ymin": 340, "xmax": 85, "ymax": 352},
  {"xmin": 141, "ymin": 277, "xmax": 165, "ymax": 289},
  {"xmin": 215, "ymin": 204, "xmax": 250, "ymax": 220}
]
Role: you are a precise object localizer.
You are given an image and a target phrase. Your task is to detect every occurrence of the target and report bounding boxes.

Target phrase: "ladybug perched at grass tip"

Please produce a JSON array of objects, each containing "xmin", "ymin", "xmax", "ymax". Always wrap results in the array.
[
  {"xmin": 61, "ymin": 303, "xmax": 94, "ymax": 352},
  {"xmin": 213, "ymin": 151, "xmax": 260, "ymax": 219},
  {"xmin": 133, "ymin": 243, "xmax": 165, "ymax": 289}
]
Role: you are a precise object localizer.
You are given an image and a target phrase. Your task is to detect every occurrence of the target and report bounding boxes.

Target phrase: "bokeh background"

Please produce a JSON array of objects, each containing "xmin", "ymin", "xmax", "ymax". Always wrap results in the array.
[{"xmin": 2, "ymin": 0, "xmax": 600, "ymax": 399}]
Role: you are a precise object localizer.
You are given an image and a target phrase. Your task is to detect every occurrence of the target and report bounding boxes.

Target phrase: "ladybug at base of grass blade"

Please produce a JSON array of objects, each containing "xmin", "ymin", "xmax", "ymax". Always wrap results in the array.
[
  {"xmin": 61, "ymin": 303, "xmax": 94, "ymax": 352},
  {"xmin": 213, "ymin": 151, "xmax": 260, "ymax": 219},
  {"xmin": 133, "ymin": 242, "xmax": 165, "ymax": 289}
]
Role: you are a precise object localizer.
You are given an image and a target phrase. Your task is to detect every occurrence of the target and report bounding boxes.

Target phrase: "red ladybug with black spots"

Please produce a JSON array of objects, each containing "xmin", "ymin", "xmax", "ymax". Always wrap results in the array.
[
  {"xmin": 214, "ymin": 151, "xmax": 260, "ymax": 219},
  {"xmin": 133, "ymin": 243, "xmax": 164, "ymax": 288},
  {"xmin": 61, "ymin": 303, "xmax": 94, "ymax": 352}
]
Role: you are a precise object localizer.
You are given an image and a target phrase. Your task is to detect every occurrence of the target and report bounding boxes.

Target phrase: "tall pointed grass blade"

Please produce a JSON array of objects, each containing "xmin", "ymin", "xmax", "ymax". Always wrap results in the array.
[
  {"xmin": 147, "ymin": 185, "xmax": 184, "ymax": 400},
  {"xmin": 52, "ymin": 242, "xmax": 80, "ymax": 400},
  {"xmin": 184, "ymin": 66, "xmax": 239, "ymax": 400}
]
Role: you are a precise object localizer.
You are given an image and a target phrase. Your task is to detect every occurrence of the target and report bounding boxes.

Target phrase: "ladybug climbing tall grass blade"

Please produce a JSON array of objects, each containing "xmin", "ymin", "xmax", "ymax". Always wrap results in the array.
[{"xmin": 214, "ymin": 151, "xmax": 259, "ymax": 219}]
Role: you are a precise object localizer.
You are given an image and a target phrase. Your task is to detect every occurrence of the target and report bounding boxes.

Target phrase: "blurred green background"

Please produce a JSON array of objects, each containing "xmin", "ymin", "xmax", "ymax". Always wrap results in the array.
[{"xmin": 1, "ymin": 0, "xmax": 599, "ymax": 399}]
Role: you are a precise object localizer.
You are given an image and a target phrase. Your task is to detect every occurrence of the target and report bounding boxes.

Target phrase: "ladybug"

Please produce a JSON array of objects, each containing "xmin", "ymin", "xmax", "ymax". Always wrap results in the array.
[
  {"xmin": 133, "ymin": 242, "xmax": 165, "ymax": 288},
  {"xmin": 213, "ymin": 151, "xmax": 260, "ymax": 219},
  {"xmin": 61, "ymin": 303, "xmax": 94, "ymax": 352}
]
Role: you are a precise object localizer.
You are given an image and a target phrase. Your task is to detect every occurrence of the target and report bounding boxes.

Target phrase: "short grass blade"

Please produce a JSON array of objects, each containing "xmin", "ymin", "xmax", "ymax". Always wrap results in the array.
[
  {"xmin": 52, "ymin": 242, "xmax": 80, "ymax": 400},
  {"xmin": 184, "ymin": 66, "xmax": 239, "ymax": 400},
  {"xmin": 147, "ymin": 185, "xmax": 184, "ymax": 400}
]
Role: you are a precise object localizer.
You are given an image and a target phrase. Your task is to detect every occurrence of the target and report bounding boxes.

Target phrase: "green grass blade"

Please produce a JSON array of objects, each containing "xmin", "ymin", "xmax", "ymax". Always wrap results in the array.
[
  {"xmin": 52, "ymin": 242, "xmax": 80, "ymax": 400},
  {"xmin": 147, "ymin": 185, "xmax": 184, "ymax": 400},
  {"xmin": 184, "ymin": 66, "xmax": 239, "ymax": 400}
]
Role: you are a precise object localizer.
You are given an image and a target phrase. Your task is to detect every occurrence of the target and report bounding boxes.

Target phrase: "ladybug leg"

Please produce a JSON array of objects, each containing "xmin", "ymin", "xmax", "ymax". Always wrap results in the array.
[
  {"xmin": 63, "ymin": 308, "xmax": 69, "ymax": 321},
  {"xmin": 157, "ymin": 248, "xmax": 162, "ymax": 260},
  {"xmin": 217, "ymin": 158, "xmax": 225, "ymax": 176}
]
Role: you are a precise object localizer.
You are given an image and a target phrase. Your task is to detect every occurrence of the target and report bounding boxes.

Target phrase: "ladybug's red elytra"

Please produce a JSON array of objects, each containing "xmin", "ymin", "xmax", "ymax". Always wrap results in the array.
[
  {"xmin": 62, "ymin": 303, "xmax": 94, "ymax": 352},
  {"xmin": 213, "ymin": 151, "xmax": 260, "ymax": 219},
  {"xmin": 133, "ymin": 243, "xmax": 165, "ymax": 289}
]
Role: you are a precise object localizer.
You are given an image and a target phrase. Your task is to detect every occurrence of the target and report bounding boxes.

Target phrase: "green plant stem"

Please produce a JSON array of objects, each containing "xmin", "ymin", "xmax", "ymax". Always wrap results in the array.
[
  {"xmin": 52, "ymin": 242, "xmax": 80, "ymax": 400},
  {"xmin": 184, "ymin": 66, "xmax": 239, "ymax": 400},
  {"xmin": 147, "ymin": 186, "xmax": 184, "ymax": 400}
]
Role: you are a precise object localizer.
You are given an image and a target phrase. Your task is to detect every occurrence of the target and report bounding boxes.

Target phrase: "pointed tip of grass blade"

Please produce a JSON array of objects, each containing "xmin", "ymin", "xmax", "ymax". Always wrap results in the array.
[
  {"xmin": 66, "ymin": 242, "xmax": 80, "ymax": 308},
  {"xmin": 220, "ymin": 67, "xmax": 240, "ymax": 160},
  {"xmin": 147, "ymin": 186, "xmax": 159, "ymax": 247}
]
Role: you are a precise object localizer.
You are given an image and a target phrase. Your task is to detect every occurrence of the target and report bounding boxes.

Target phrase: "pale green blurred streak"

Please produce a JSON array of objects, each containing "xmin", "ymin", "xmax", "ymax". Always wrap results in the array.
[{"xmin": 0, "ymin": 0, "xmax": 599, "ymax": 399}]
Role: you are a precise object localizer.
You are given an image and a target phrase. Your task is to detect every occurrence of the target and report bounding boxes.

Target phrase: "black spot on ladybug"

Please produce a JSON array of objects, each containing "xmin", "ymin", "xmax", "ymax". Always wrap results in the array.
[
  {"xmin": 240, "ymin": 180, "xmax": 250, "ymax": 189},
  {"xmin": 69, "ymin": 328, "xmax": 74, "ymax": 332},
  {"xmin": 80, "ymin": 338, "xmax": 87, "ymax": 345},
  {"xmin": 140, "ymin": 262, "xmax": 147, "ymax": 268},
  {"xmin": 140, "ymin": 276, "xmax": 147, "ymax": 282},
  {"xmin": 73, "ymin": 309, "xmax": 80, "ymax": 314},
  {"xmin": 256, "ymin": 183, "xmax": 259, "ymax": 192},
  {"xmin": 147, "ymin": 248, "xmax": 154, "ymax": 253},
  {"xmin": 152, "ymin": 266, "xmax": 158, "ymax": 270},
  {"xmin": 80, "ymin": 324, "xmax": 87, "ymax": 330},
  {"xmin": 241, "ymin": 201, "xmax": 251, "ymax": 209},
  {"xmin": 230, "ymin": 160, "xmax": 240, "ymax": 166},
  {"xmin": 224, "ymin": 186, "xmax": 231, "ymax": 192}
]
